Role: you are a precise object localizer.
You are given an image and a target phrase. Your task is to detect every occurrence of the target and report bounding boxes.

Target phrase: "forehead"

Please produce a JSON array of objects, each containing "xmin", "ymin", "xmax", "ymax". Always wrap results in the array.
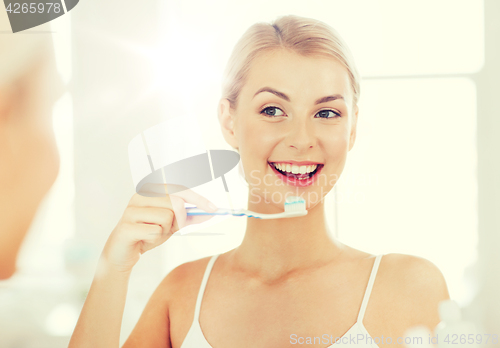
[{"xmin": 240, "ymin": 49, "xmax": 352, "ymax": 104}]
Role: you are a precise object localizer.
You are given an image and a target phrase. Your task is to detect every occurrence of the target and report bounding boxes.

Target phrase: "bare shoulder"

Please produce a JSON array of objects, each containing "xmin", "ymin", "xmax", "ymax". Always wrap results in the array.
[
  {"xmin": 376, "ymin": 253, "xmax": 450, "ymax": 330},
  {"xmin": 122, "ymin": 256, "xmax": 213, "ymax": 348},
  {"xmin": 160, "ymin": 256, "xmax": 213, "ymax": 307},
  {"xmin": 163, "ymin": 256, "xmax": 217, "ymax": 347},
  {"xmin": 380, "ymin": 253, "xmax": 449, "ymax": 295}
]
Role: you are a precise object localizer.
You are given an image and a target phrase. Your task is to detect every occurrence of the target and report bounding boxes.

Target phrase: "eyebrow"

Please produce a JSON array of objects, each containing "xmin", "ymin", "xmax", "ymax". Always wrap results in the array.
[
  {"xmin": 253, "ymin": 87, "xmax": 344, "ymax": 104},
  {"xmin": 253, "ymin": 87, "xmax": 290, "ymax": 102}
]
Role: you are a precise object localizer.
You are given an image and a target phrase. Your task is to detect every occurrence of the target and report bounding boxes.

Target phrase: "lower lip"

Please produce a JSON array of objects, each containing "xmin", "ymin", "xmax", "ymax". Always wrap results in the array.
[{"xmin": 269, "ymin": 163, "xmax": 323, "ymax": 187}]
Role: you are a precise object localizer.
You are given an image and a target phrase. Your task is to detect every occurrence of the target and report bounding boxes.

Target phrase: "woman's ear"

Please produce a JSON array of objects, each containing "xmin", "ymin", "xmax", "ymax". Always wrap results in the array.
[
  {"xmin": 348, "ymin": 104, "xmax": 359, "ymax": 152},
  {"xmin": 218, "ymin": 98, "xmax": 239, "ymax": 150}
]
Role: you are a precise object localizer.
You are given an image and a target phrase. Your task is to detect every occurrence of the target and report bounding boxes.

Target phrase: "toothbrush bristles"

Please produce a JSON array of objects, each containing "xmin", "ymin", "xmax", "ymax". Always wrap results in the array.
[{"xmin": 284, "ymin": 196, "xmax": 307, "ymax": 214}]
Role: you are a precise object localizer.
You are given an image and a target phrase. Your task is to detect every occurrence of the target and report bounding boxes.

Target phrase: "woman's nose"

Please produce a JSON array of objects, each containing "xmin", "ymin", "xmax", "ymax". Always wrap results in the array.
[{"xmin": 284, "ymin": 117, "xmax": 317, "ymax": 151}]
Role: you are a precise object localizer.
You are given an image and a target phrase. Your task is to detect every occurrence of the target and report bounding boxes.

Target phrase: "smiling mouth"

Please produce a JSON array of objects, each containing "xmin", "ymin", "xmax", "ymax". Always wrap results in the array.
[{"xmin": 268, "ymin": 162, "xmax": 324, "ymax": 180}]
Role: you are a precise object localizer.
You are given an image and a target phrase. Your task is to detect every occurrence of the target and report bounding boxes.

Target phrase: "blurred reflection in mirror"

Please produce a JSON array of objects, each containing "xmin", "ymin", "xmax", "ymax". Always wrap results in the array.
[{"xmin": 0, "ymin": 11, "xmax": 63, "ymax": 279}]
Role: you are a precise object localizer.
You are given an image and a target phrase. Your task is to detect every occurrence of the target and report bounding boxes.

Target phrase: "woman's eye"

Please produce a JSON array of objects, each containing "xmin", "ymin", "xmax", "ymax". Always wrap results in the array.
[
  {"xmin": 316, "ymin": 110, "xmax": 341, "ymax": 119},
  {"xmin": 261, "ymin": 107, "xmax": 285, "ymax": 117}
]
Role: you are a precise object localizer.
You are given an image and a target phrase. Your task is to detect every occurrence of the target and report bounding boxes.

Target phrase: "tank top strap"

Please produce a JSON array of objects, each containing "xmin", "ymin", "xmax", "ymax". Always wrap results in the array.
[
  {"xmin": 193, "ymin": 254, "xmax": 220, "ymax": 321},
  {"xmin": 357, "ymin": 254, "xmax": 384, "ymax": 323}
]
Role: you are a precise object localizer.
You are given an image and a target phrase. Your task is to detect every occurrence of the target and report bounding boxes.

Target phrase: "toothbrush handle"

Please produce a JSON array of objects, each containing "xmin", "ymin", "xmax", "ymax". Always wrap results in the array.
[
  {"xmin": 185, "ymin": 207, "xmax": 234, "ymax": 216},
  {"xmin": 185, "ymin": 207, "xmax": 262, "ymax": 219}
]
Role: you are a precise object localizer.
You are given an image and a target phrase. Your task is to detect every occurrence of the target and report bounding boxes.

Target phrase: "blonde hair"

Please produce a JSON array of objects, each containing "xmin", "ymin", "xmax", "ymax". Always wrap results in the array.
[{"xmin": 222, "ymin": 15, "xmax": 360, "ymax": 109}]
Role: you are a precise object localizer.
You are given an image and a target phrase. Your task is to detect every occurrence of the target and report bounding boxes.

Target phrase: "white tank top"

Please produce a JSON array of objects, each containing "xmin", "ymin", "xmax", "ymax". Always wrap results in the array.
[{"xmin": 181, "ymin": 254, "xmax": 384, "ymax": 348}]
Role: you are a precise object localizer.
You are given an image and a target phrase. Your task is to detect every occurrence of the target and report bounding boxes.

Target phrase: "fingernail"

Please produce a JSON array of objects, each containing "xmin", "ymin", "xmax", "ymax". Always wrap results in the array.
[{"xmin": 208, "ymin": 202, "xmax": 217, "ymax": 211}]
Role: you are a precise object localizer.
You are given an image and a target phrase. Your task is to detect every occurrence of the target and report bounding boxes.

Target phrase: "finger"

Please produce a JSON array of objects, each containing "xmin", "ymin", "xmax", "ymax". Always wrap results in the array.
[
  {"xmin": 171, "ymin": 189, "xmax": 217, "ymax": 213},
  {"xmin": 128, "ymin": 223, "xmax": 174, "ymax": 252},
  {"xmin": 166, "ymin": 197, "xmax": 217, "ymax": 232},
  {"xmin": 170, "ymin": 197, "xmax": 186, "ymax": 232},
  {"xmin": 128, "ymin": 186, "xmax": 218, "ymax": 233},
  {"xmin": 141, "ymin": 224, "xmax": 165, "ymax": 244},
  {"xmin": 126, "ymin": 223, "xmax": 163, "ymax": 244},
  {"xmin": 129, "ymin": 191, "xmax": 174, "ymax": 209},
  {"xmin": 130, "ymin": 186, "xmax": 217, "ymax": 214},
  {"xmin": 124, "ymin": 206, "xmax": 174, "ymax": 227},
  {"xmin": 131, "ymin": 196, "xmax": 182, "ymax": 235},
  {"xmin": 140, "ymin": 231, "xmax": 171, "ymax": 253},
  {"xmin": 129, "ymin": 191, "xmax": 181, "ymax": 231}
]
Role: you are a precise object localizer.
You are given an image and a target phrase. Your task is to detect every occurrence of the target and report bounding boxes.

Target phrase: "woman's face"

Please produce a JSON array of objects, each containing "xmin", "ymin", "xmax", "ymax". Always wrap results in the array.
[{"xmin": 221, "ymin": 49, "xmax": 358, "ymax": 211}]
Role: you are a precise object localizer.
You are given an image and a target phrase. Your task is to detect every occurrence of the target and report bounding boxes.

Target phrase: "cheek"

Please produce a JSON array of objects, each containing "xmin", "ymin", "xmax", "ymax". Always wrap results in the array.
[
  {"xmin": 320, "ymin": 124, "xmax": 350, "ymax": 154},
  {"xmin": 331, "ymin": 135, "xmax": 350, "ymax": 156},
  {"xmin": 237, "ymin": 118, "xmax": 277, "ymax": 155},
  {"xmin": 236, "ymin": 128, "xmax": 275, "ymax": 187}
]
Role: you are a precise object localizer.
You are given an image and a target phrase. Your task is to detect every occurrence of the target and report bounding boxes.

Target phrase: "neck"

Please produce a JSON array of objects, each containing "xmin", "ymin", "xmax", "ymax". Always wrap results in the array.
[{"xmin": 230, "ymin": 198, "xmax": 345, "ymax": 280}]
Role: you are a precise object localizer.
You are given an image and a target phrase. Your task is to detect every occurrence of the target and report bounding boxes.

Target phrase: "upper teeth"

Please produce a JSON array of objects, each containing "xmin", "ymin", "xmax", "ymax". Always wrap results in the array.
[{"xmin": 272, "ymin": 163, "xmax": 318, "ymax": 174}]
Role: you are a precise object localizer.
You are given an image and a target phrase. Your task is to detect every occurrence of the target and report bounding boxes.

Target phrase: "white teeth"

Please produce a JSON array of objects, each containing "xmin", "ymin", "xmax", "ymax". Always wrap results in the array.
[{"xmin": 272, "ymin": 163, "xmax": 319, "ymax": 174}]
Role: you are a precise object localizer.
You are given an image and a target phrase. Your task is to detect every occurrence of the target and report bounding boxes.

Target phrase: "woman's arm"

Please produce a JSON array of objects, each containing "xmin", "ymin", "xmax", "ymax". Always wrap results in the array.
[
  {"xmin": 68, "ymin": 192, "xmax": 177, "ymax": 348},
  {"xmin": 68, "ymin": 258, "xmax": 132, "ymax": 348},
  {"xmin": 121, "ymin": 271, "xmax": 173, "ymax": 348},
  {"xmin": 68, "ymin": 187, "xmax": 217, "ymax": 348}
]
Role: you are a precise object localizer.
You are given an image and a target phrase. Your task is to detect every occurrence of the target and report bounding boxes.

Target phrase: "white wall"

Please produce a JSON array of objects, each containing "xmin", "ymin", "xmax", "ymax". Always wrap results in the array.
[{"xmin": 468, "ymin": 0, "xmax": 500, "ymax": 339}]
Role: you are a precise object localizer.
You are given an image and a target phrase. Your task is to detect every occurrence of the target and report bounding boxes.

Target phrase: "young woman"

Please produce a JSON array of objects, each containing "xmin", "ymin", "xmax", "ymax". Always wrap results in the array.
[{"xmin": 69, "ymin": 15, "xmax": 450, "ymax": 348}]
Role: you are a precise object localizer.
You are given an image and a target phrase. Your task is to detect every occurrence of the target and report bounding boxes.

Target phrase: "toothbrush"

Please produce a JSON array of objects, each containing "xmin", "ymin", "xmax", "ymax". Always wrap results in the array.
[{"xmin": 185, "ymin": 196, "xmax": 307, "ymax": 219}]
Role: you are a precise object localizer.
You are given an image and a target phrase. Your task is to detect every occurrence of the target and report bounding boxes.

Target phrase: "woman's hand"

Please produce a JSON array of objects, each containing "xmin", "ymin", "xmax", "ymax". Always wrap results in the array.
[
  {"xmin": 69, "ymin": 184, "xmax": 217, "ymax": 348},
  {"xmin": 101, "ymin": 184, "xmax": 217, "ymax": 273}
]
